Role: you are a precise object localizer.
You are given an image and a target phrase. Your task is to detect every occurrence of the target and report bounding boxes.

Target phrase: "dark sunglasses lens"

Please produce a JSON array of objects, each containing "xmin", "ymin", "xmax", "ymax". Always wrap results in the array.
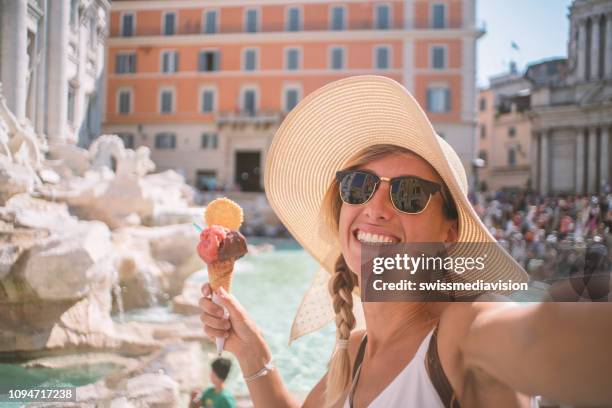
[
  {"xmin": 339, "ymin": 172, "xmax": 378, "ymax": 204},
  {"xmin": 390, "ymin": 177, "xmax": 431, "ymax": 213}
]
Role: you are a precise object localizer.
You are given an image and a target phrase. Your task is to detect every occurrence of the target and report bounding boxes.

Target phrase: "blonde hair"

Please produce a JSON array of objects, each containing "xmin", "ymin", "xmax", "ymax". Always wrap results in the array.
[{"xmin": 320, "ymin": 144, "xmax": 457, "ymax": 407}]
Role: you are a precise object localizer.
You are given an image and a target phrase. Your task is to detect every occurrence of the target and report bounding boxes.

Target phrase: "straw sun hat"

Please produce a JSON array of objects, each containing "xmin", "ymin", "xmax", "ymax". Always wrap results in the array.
[{"xmin": 263, "ymin": 75, "xmax": 528, "ymax": 342}]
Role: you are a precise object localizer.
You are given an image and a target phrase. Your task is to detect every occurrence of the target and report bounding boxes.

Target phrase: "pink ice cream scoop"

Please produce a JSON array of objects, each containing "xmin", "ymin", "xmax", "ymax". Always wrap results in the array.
[{"xmin": 197, "ymin": 225, "xmax": 229, "ymax": 263}]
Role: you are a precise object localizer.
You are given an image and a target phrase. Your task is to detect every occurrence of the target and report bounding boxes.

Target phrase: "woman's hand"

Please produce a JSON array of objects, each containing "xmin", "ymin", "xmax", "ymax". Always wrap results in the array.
[
  {"xmin": 199, "ymin": 283, "xmax": 270, "ymax": 364},
  {"xmin": 201, "ymin": 283, "xmax": 300, "ymax": 408}
]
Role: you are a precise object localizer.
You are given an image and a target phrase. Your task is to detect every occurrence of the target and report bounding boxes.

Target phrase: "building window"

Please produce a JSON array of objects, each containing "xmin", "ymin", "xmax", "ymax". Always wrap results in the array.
[
  {"xmin": 118, "ymin": 90, "xmax": 131, "ymax": 114},
  {"xmin": 116, "ymin": 53, "xmax": 136, "ymax": 74},
  {"xmin": 245, "ymin": 8, "xmax": 259, "ymax": 33},
  {"xmin": 480, "ymin": 124, "xmax": 486, "ymax": 139},
  {"xmin": 284, "ymin": 87, "xmax": 300, "ymax": 112},
  {"xmin": 508, "ymin": 126, "xmax": 516, "ymax": 138},
  {"xmin": 479, "ymin": 97, "xmax": 486, "ymax": 111},
  {"xmin": 199, "ymin": 50, "xmax": 220, "ymax": 71},
  {"xmin": 285, "ymin": 48, "xmax": 300, "ymax": 70},
  {"xmin": 155, "ymin": 132, "xmax": 176, "ymax": 149},
  {"xmin": 426, "ymin": 86, "xmax": 450, "ymax": 113},
  {"xmin": 286, "ymin": 7, "xmax": 301, "ymax": 31},
  {"xmin": 160, "ymin": 89, "xmax": 174, "ymax": 114},
  {"xmin": 67, "ymin": 84, "xmax": 76, "ymax": 124},
  {"xmin": 330, "ymin": 46, "xmax": 345, "ymax": 70},
  {"xmin": 330, "ymin": 6, "xmax": 346, "ymax": 30},
  {"xmin": 201, "ymin": 133, "xmax": 218, "ymax": 149},
  {"xmin": 201, "ymin": 89, "xmax": 215, "ymax": 113},
  {"xmin": 243, "ymin": 48, "xmax": 258, "ymax": 71},
  {"xmin": 118, "ymin": 133, "xmax": 135, "ymax": 149},
  {"xmin": 163, "ymin": 12, "xmax": 176, "ymax": 35},
  {"xmin": 375, "ymin": 4, "xmax": 391, "ymax": 29},
  {"xmin": 375, "ymin": 46, "xmax": 390, "ymax": 69},
  {"xmin": 432, "ymin": 4, "xmax": 446, "ymax": 28},
  {"xmin": 242, "ymin": 88, "xmax": 257, "ymax": 115},
  {"xmin": 431, "ymin": 46, "xmax": 446, "ymax": 69},
  {"xmin": 121, "ymin": 13, "xmax": 134, "ymax": 37},
  {"xmin": 161, "ymin": 50, "xmax": 178, "ymax": 73},
  {"xmin": 204, "ymin": 10, "xmax": 217, "ymax": 34},
  {"xmin": 196, "ymin": 170, "xmax": 217, "ymax": 191},
  {"xmin": 508, "ymin": 148, "xmax": 516, "ymax": 166}
]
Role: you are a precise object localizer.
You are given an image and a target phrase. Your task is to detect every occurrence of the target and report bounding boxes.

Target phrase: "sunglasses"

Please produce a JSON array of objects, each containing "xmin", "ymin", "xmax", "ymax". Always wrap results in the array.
[{"xmin": 336, "ymin": 170, "xmax": 443, "ymax": 214}]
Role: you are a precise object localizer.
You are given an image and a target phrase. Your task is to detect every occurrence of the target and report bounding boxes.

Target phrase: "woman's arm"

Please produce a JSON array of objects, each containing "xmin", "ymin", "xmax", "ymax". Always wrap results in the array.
[
  {"xmin": 460, "ymin": 302, "xmax": 612, "ymax": 406},
  {"xmin": 200, "ymin": 284, "xmax": 300, "ymax": 408}
]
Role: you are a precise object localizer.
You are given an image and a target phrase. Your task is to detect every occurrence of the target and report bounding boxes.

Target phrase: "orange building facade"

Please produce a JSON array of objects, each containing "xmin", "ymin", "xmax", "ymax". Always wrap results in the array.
[{"xmin": 104, "ymin": 0, "xmax": 482, "ymax": 191}]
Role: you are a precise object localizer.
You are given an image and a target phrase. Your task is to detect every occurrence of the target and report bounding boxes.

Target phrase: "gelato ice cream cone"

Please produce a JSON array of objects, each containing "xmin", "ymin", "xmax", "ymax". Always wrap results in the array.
[
  {"xmin": 196, "ymin": 197, "xmax": 248, "ymax": 355},
  {"xmin": 208, "ymin": 259, "xmax": 235, "ymax": 292}
]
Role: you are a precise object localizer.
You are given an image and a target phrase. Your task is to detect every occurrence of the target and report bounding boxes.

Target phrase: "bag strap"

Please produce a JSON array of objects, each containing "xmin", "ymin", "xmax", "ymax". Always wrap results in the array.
[{"xmin": 425, "ymin": 325, "xmax": 461, "ymax": 408}]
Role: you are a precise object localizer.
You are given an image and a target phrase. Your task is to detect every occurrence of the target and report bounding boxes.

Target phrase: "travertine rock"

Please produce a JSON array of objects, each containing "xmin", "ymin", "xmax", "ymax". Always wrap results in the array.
[
  {"xmin": 0, "ymin": 155, "xmax": 38, "ymax": 204},
  {"xmin": 114, "ymin": 224, "xmax": 200, "ymax": 297},
  {"xmin": 16, "ymin": 220, "xmax": 113, "ymax": 301}
]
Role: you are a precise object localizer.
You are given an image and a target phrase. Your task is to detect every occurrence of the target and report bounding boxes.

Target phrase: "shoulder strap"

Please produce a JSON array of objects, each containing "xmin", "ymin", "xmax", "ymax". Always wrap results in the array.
[
  {"xmin": 425, "ymin": 325, "xmax": 461, "ymax": 408},
  {"xmin": 348, "ymin": 333, "xmax": 368, "ymax": 408},
  {"xmin": 351, "ymin": 334, "xmax": 368, "ymax": 380}
]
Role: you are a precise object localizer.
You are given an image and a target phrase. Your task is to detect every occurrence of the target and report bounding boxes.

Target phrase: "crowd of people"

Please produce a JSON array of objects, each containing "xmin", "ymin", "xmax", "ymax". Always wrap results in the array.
[{"xmin": 469, "ymin": 191, "xmax": 612, "ymax": 286}]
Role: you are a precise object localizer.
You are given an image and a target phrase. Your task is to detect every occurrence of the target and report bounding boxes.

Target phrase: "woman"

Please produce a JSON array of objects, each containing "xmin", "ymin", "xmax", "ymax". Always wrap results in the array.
[{"xmin": 199, "ymin": 76, "xmax": 612, "ymax": 408}]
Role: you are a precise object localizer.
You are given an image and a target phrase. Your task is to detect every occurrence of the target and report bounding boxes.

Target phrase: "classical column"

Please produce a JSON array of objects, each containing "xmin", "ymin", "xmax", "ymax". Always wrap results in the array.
[
  {"xmin": 35, "ymin": 0, "xmax": 49, "ymax": 137},
  {"xmin": 576, "ymin": 128, "xmax": 585, "ymax": 194},
  {"xmin": 591, "ymin": 15, "xmax": 601, "ymax": 80},
  {"xmin": 577, "ymin": 19, "xmax": 587, "ymax": 81},
  {"xmin": 540, "ymin": 130, "xmax": 549, "ymax": 195},
  {"xmin": 46, "ymin": 0, "xmax": 69, "ymax": 146},
  {"xmin": 600, "ymin": 126, "xmax": 610, "ymax": 191},
  {"xmin": 588, "ymin": 127, "xmax": 598, "ymax": 194},
  {"xmin": 0, "ymin": 0, "xmax": 28, "ymax": 120},
  {"xmin": 606, "ymin": 13, "xmax": 612, "ymax": 78}
]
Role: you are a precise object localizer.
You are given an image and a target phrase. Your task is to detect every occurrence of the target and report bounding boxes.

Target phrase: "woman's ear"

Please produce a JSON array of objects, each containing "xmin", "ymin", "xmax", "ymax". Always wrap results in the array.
[{"xmin": 444, "ymin": 220, "xmax": 459, "ymax": 244}]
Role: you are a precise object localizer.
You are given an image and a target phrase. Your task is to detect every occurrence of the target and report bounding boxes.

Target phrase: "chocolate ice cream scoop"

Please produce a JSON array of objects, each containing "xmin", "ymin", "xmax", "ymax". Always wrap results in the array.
[{"xmin": 218, "ymin": 230, "xmax": 248, "ymax": 261}]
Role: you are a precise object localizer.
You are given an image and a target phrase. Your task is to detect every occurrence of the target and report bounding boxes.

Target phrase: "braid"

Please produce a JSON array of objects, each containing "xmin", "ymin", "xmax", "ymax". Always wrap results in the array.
[{"xmin": 324, "ymin": 255, "xmax": 357, "ymax": 407}]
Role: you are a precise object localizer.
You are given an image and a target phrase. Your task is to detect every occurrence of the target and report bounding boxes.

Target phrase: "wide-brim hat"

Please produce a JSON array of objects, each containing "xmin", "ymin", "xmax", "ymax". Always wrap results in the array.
[{"xmin": 264, "ymin": 75, "xmax": 528, "ymax": 342}]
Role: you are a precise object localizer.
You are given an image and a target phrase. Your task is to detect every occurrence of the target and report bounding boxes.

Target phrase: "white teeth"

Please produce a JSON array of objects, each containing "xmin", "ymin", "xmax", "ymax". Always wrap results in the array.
[{"xmin": 356, "ymin": 230, "xmax": 396, "ymax": 244}]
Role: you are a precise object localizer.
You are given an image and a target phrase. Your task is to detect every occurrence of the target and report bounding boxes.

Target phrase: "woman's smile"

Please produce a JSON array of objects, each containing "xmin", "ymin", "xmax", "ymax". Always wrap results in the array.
[{"xmin": 353, "ymin": 226, "xmax": 402, "ymax": 244}]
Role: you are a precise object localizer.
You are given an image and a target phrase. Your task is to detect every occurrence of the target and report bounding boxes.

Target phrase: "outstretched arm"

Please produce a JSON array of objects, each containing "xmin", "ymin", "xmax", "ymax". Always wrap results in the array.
[{"xmin": 461, "ymin": 302, "xmax": 612, "ymax": 406}]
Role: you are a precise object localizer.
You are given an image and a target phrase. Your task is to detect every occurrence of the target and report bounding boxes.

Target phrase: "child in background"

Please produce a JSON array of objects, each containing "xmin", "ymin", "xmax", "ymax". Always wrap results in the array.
[{"xmin": 190, "ymin": 357, "xmax": 236, "ymax": 408}]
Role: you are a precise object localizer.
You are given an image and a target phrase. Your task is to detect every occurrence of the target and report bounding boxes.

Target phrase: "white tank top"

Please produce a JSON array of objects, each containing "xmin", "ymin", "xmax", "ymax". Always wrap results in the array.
[{"xmin": 343, "ymin": 329, "xmax": 444, "ymax": 408}]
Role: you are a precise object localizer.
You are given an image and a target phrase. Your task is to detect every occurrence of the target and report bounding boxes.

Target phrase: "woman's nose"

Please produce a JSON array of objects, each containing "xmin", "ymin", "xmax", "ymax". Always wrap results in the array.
[{"xmin": 363, "ymin": 182, "xmax": 394, "ymax": 220}]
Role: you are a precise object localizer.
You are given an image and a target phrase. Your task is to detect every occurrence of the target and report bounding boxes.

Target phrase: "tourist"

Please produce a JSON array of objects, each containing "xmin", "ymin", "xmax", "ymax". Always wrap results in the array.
[
  {"xmin": 190, "ymin": 357, "xmax": 236, "ymax": 408},
  {"xmin": 198, "ymin": 76, "xmax": 612, "ymax": 407}
]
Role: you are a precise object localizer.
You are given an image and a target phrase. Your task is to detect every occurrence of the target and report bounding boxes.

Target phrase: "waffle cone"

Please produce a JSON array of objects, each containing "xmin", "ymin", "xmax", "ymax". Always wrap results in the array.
[{"xmin": 208, "ymin": 259, "xmax": 235, "ymax": 292}]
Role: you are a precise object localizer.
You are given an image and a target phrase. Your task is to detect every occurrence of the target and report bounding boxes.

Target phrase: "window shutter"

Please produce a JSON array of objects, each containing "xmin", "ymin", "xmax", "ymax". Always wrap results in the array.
[
  {"xmin": 427, "ymin": 89, "xmax": 433, "ymax": 111},
  {"xmin": 444, "ymin": 89, "xmax": 451, "ymax": 112},
  {"xmin": 199, "ymin": 52, "xmax": 205, "ymax": 71},
  {"xmin": 213, "ymin": 52, "xmax": 220, "ymax": 71}
]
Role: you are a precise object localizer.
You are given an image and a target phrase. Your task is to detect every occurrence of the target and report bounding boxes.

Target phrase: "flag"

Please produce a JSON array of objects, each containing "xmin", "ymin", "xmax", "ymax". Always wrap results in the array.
[{"xmin": 511, "ymin": 41, "xmax": 520, "ymax": 51}]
